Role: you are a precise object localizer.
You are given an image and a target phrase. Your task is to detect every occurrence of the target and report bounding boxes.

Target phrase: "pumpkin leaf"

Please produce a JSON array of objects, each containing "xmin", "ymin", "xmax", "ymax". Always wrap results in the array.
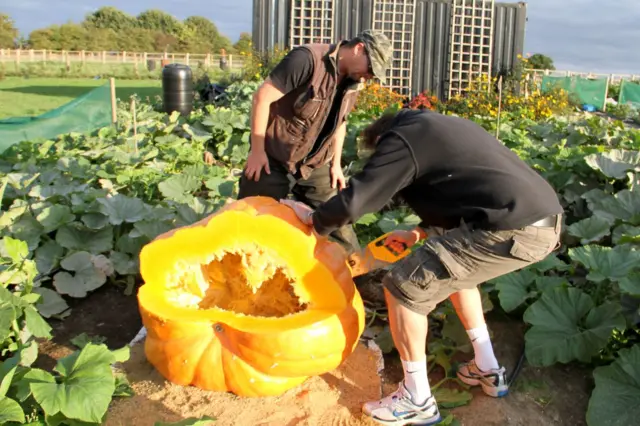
[
  {"xmin": 586, "ymin": 344, "xmax": 640, "ymax": 426},
  {"xmin": 585, "ymin": 150, "xmax": 640, "ymax": 179},
  {"xmin": 0, "ymin": 302, "xmax": 17, "ymax": 343},
  {"xmin": 52, "ymin": 252, "xmax": 111, "ymax": 298},
  {"xmin": 30, "ymin": 344, "xmax": 117, "ymax": 424},
  {"xmin": 0, "ymin": 397, "xmax": 25, "ymax": 424},
  {"xmin": 97, "ymin": 194, "xmax": 147, "ymax": 225},
  {"xmin": 583, "ymin": 189, "xmax": 640, "ymax": 225},
  {"xmin": 491, "ymin": 269, "xmax": 538, "ymax": 312},
  {"xmin": 80, "ymin": 212, "xmax": 110, "ymax": 229},
  {"xmin": 569, "ymin": 245, "xmax": 640, "ymax": 282},
  {"xmin": 158, "ymin": 175, "xmax": 201, "ymax": 203},
  {"xmin": 523, "ymin": 287, "xmax": 626, "ymax": 366},
  {"xmin": 23, "ymin": 306, "xmax": 52, "ymax": 339},
  {"xmin": 534, "ymin": 276, "xmax": 567, "ymax": 294},
  {"xmin": 433, "ymin": 387, "xmax": 473, "ymax": 409},
  {"xmin": 33, "ymin": 288, "xmax": 70, "ymax": 318},
  {"xmin": 56, "ymin": 223, "xmax": 113, "ymax": 254},
  {"xmin": 566, "ymin": 216, "xmax": 613, "ymax": 244},
  {"xmin": 34, "ymin": 240, "xmax": 64, "ymax": 276},
  {"xmin": 612, "ymin": 224, "xmax": 640, "ymax": 245},
  {"xmin": 1, "ymin": 236, "xmax": 29, "ymax": 263},
  {"xmin": 618, "ymin": 273, "xmax": 640, "ymax": 297},
  {"xmin": 356, "ymin": 213, "xmax": 378, "ymax": 226},
  {"xmin": 35, "ymin": 205, "xmax": 76, "ymax": 233}
]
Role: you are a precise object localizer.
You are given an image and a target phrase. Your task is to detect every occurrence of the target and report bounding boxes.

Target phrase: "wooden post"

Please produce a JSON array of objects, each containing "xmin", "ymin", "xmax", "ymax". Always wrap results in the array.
[
  {"xmin": 110, "ymin": 78, "xmax": 117, "ymax": 126},
  {"xmin": 130, "ymin": 97, "xmax": 138, "ymax": 153},
  {"xmin": 603, "ymin": 76, "xmax": 610, "ymax": 113}
]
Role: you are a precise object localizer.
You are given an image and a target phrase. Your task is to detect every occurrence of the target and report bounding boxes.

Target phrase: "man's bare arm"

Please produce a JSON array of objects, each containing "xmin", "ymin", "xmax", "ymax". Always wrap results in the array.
[{"xmin": 250, "ymin": 78, "xmax": 286, "ymax": 154}]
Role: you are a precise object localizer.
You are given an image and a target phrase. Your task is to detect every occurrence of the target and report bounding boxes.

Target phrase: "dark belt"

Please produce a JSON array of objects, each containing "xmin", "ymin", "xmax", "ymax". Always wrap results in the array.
[{"xmin": 530, "ymin": 214, "xmax": 560, "ymax": 228}]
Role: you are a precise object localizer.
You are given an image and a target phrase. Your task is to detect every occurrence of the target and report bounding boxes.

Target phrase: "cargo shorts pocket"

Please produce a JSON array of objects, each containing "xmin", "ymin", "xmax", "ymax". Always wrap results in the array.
[
  {"xmin": 509, "ymin": 230, "xmax": 555, "ymax": 263},
  {"xmin": 389, "ymin": 249, "xmax": 452, "ymax": 305}
]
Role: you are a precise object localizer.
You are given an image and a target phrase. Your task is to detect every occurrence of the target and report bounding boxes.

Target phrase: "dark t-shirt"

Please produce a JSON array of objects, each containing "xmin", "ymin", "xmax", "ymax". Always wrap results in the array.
[
  {"xmin": 269, "ymin": 47, "xmax": 350, "ymax": 158},
  {"xmin": 312, "ymin": 109, "xmax": 564, "ymax": 234}
]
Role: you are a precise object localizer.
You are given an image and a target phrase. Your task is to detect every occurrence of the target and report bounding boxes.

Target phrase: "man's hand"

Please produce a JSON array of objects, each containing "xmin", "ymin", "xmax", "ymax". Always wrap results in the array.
[
  {"xmin": 330, "ymin": 163, "xmax": 346, "ymax": 190},
  {"xmin": 384, "ymin": 229, "xmax": 421, "ymax": 253},
  {"xmin": 280, "ymin": 199, "xmax": 314, "ymax": 225},
  {"xmin": 244, "ymin": 150, "xmax": 270, "ymax": 181}
]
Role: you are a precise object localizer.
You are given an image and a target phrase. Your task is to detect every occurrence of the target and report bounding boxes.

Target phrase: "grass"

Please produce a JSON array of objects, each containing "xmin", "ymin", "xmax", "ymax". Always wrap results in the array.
[{"xmin": 0, "ymin": 77, "xmax": 162, "ymax": 118}]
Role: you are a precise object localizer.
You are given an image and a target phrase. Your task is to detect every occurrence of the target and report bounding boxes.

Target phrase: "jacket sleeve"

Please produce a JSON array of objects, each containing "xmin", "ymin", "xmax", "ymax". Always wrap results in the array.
[{"xmin": 312, "ymin": 133, "xmax": 417, "ymax": 236}]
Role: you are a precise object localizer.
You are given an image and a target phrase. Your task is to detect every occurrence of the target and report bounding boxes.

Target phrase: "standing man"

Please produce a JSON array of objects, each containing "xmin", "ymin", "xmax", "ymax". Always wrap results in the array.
[
  {"xmin": 237, "ymin": 30, "xmax": 392, "ymax": 257},
  {"xmin": 281, "ymin": 109, "xmax": 564, "ymax": 425}
]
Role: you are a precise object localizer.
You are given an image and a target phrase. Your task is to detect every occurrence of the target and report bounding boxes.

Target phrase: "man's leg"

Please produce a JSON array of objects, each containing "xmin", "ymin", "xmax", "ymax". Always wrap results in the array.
[
  {"xmin": 450, "ymin": 217, "xmax": 562, "ymax": 397},
  {"xmin": 290, "ymin": 163, "xmax": 362, "ymax": 256},
  {"xmin": 362, "ymin": 218, "xmax": 561, "ymax": 424},
  {"xmin": 237, "ymin": 155, "xmax": 292, "ymax": 201}
]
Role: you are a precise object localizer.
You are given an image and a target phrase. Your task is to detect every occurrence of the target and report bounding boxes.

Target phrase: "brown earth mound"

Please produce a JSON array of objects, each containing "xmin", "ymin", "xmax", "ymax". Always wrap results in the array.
[{"xmin": 105, "ymin": 340, "xmax": 385, "ymax": 426}]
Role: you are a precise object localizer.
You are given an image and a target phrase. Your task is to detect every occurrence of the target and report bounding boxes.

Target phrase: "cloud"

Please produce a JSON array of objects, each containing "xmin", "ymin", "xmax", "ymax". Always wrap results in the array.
[
  {"xmin": 524, "ymin": 0, "xmax": 640, "ymax": 73},
  {"xmin": 4, "ymin": 0, "xmax": 253, "ymax": 41},
  {"xmin": 4, "ymin": 0, "xmax": 639, "ymax": 74}
]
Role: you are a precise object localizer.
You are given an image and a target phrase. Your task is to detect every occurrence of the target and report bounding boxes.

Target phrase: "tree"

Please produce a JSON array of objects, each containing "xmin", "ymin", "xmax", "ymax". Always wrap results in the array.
[
  {"xmin": 527, "ymin": 53, "xmax": 555, "ymax": 70},
  {"xmin": 0, "ymin": 13, "xmax": 19, "ymax": 48},
  {"xmin": 234, "ymin": 32, "xmax": 252, "ymax": 54},
  {"xmin": 137, "ymin": 9, "xmax": 182, "ymax": 35},
  {"xmin": 83, "ymin": 7, "xmax": 137, "ymax": 31}
]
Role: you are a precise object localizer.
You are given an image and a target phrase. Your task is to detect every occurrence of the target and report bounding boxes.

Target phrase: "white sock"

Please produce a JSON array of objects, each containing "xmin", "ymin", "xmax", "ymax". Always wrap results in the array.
[
  {"xmin": 467, "ymin": 324, "xmax": 500, "ymax": 371},
  {"xmin": 401, "ymin": 359, "xmax": 432, "ymax": 405}
]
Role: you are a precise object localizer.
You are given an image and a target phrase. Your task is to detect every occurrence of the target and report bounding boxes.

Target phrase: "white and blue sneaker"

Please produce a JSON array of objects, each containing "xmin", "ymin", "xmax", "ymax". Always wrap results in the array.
[
  {"xmin": 456, "ymin": 359, "xmax": 509, "ymax": 398},
  {"xmin": 362, "ymin": 381, "xmax": 442, "ymax": 425}
]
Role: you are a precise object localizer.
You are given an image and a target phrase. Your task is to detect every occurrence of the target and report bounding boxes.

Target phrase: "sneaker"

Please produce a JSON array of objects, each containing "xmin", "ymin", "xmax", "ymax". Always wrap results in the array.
[
  {"xmin": 362, "ymin": 382, "xmax": 442, "ymax": 425},
  {"xmin": 456, "ymin": 359, "xmax": 509, "ymax": 398}
]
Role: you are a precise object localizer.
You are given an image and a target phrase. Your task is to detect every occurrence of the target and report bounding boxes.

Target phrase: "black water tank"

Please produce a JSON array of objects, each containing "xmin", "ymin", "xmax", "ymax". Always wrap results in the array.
[{"xmin": 162, "ymin": 63, "xmax": 193, "ymax": 116}]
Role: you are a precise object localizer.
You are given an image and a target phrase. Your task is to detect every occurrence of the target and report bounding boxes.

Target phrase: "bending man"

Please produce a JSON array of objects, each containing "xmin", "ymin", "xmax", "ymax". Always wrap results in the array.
[
  {"xmin": 238, "ymin": 30, "xmax": 392, "ymax": 258},
  {"xmin": 281, "ymin": 108, "xmax": 563, "ymax": 425}
]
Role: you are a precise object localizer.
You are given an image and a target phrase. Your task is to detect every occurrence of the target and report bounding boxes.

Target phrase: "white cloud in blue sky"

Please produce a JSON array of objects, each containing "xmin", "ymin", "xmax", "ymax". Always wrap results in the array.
[{"xmin": 4, "ymin": 0, "xmax": 639, "ymax": 74}]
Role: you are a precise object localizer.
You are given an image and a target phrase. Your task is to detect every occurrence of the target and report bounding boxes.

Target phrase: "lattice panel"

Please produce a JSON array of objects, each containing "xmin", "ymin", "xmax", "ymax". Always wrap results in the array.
[
  {"xmin": 289, "ymin": 0, "xmax": 335, "ymax": 47},
  {"xmin": 372, "ymin": 0, "xmax": 416, "ymax": 95},
  {"xmin": 447, "ymin": 0, "xmax": 495, "ymax": 98}
]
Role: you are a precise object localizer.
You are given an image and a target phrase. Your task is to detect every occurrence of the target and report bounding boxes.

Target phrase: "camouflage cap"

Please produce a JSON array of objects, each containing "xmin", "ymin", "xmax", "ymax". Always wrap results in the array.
[{"xmin": 357, "ymin": 29, "xmax": 392, "ymax": 84}]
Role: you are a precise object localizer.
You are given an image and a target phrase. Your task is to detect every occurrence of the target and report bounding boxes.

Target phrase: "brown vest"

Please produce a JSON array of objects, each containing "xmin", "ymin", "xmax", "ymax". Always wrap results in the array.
[{"xmin": 264, "ymin": 42, "xmax": 363, "ymax": 178}]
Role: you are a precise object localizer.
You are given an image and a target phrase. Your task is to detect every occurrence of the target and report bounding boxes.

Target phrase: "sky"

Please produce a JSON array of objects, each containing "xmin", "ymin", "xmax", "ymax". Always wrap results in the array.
[{"xmin": 3, "ymin": 0, "xmax": 640, "ymax": 75}]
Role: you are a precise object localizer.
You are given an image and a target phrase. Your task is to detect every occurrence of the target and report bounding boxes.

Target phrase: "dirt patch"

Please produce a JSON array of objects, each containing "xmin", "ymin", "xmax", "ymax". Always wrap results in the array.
[
  {"xmin": 105, "ymin": 342, "xmax": 383, "ymax": 426},
  {"xmin": 380, "ymin": 313, "xmax": 592, "ymax": 425},
  {"xmin": 35, "ymin": 283, "xmax": 593, "ymax": 425},
  {"xmin": 35, "ymin": 282, "xmax": 143, "ymax": 370}
]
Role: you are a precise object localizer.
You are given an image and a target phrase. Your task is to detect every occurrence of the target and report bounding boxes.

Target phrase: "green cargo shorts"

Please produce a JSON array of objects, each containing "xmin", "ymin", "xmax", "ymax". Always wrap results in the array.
[{"xmin": 383, "ymin": 214, "xmax": 562, "ymax": 315}]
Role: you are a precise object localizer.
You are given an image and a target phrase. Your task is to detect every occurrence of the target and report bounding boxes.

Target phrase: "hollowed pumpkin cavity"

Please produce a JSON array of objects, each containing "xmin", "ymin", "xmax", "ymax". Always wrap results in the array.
[
  {"xmin": 136, "ymin": 196, "xmax": 365, "ymax": 398},
  {"xmin": 168, "ymin": 246, "xmax": 308, "ymax": 317}
]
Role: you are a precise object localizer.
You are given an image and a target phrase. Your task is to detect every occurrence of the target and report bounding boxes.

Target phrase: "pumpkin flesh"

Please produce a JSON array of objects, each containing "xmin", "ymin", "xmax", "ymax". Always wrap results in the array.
[{"xmin": 137, "ymin": 197, "xmax": 365, "ymax": 397}]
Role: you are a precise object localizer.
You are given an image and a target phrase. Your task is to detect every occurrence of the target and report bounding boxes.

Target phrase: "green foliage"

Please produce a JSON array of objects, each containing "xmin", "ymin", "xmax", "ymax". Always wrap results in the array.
[
  {"xmin": 527, "ymin": 53, "xmax": 556, "ymax": 70},
  {"xmin": 18, "ymin": 7, "xmax": 237, "ymax": 54},
  {"xmin": 0, "ymin": 13, "xmax": 18, "ymax": 48},
  {"xmin": 1, "ymin": 79, "xmax": 640, "ymax": 425}
]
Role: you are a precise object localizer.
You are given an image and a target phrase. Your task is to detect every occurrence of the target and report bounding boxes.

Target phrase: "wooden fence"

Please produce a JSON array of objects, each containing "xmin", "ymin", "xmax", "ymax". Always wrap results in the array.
[{"xmin": 0, "ymin": 49, "xmax": 246, "ymax": 70}]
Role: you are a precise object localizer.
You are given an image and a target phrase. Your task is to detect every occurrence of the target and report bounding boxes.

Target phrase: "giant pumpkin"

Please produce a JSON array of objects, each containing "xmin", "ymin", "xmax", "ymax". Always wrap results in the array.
[{"xmin": 137, "ymin": 196, "xmax": 366, "ymax": 398}]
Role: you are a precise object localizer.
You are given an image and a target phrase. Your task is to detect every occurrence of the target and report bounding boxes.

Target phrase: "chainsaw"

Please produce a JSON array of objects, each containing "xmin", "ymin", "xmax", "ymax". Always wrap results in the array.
[{"xmin": 348, "ymin": 232, "xmax": 412, "ymax": 277}]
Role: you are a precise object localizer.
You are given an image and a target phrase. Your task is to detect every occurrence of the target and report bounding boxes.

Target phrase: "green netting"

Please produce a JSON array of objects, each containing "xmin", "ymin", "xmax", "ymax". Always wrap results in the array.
[
  {"xmin": 541, "ymin": 76, "xmax": 608, "ymax": 111},
  {"xmin": 619, "ymin": 80, "xmax": 640, "ymax": 108},
  {"xmin": 0, "ymin": 82, "xmax": 113, "ymax": 154}
]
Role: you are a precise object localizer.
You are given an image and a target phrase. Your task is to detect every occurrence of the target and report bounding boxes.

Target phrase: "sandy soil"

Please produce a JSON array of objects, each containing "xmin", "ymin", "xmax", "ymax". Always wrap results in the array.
[{"xmin": 105, "ymin": 341, "xmax": 384, "ymax": 426}]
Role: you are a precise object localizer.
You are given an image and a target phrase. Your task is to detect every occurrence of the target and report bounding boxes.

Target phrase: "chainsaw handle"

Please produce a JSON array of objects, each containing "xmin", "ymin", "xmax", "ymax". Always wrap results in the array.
[{"xmin": 374, "ymin": 237, "xmax": 408, "ymax": 256}]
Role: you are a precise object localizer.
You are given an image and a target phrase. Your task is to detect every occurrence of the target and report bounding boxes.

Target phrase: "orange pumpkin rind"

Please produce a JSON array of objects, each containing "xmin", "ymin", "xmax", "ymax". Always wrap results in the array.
[{"xmin": 137, "ymin": 196, "xmax": 366, "ymax": 397}]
